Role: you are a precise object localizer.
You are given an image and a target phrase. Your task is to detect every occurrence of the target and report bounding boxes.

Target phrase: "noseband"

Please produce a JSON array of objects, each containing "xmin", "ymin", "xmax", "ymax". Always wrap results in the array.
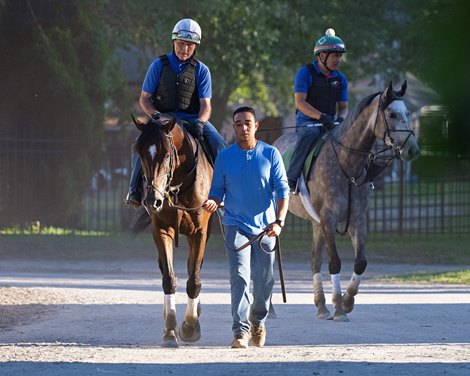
[
  {"xmin": 377, "ymin": 96, "xmax": 415, "ymax": 160},
  {"xmin": 142, "ymin": 126, "xmax": 201, "ymax": 212},
  {"xmin": 143, "ymin": 133, "xmax": 182, "ymax": 204}
]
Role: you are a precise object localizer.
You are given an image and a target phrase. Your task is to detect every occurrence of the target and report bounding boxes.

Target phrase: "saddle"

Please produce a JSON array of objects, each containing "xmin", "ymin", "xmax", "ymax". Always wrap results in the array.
[
  {"xmin": 181, "ymin": 121, "xmax": 214, "ymax": 167},
  {"xmin": 283, "ymin": 131, "xmax": 330, "ymax": 188}
]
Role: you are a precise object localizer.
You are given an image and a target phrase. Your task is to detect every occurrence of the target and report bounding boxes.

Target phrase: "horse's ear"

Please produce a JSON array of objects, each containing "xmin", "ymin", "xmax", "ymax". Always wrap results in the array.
[
  {"xmin": 380, "ymin": 81, "xmax": 394, "ymax": 107},
  {"xmin": 397, "ymin": 80, "xmax": 407, "ymax": 97},
  {"xmin": 131, "ymin": 113, "xmax": 146, "ymax": 132},
  {"xmin": 162, "ymin": 116, "xmax": 177, "ymax": 134},
  {"xmin": 386, "ymin": 81, "xmax": 393, "ymax": 96}
]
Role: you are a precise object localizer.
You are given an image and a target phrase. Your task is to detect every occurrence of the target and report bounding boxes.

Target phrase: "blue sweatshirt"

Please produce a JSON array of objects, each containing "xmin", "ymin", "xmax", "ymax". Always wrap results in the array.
[{"xmin": 209, "ymin": 141, "xmax": 289, "ymax": 235}]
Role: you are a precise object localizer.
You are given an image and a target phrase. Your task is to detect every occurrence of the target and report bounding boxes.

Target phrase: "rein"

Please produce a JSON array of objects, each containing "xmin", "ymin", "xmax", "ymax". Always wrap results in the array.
[{"xmin": 213, "ymin": 208, "xmax": 287, "ymax": 303}]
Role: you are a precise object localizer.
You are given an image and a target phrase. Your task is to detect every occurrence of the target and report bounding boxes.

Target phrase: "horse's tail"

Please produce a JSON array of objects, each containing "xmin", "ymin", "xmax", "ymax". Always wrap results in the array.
[{"xmin": 130, "ymin": 207, "xmax": 151, "ymax": 236}]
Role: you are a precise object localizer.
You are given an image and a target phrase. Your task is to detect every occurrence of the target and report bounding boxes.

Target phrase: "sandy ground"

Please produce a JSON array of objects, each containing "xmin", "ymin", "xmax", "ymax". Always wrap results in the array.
[{"xmin": 1, "ymin": 254, "xmax": 470, "ymax": 375}]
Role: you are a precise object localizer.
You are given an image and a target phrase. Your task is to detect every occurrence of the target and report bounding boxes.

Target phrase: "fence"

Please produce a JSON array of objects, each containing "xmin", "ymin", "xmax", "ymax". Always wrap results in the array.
[
  {"xmin": 79, "ymin": 150, "xmax": 470, "ymax": 238},
  {"xmin": 1, "ymin": 132, "xmax": 469, "ymax": 238}
]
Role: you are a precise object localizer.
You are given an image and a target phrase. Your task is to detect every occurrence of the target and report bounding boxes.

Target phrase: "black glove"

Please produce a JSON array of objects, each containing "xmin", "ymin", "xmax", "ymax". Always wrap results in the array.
[
  {"xmin": 319, "ymin": 113, "xmax": 335, "ymax": 129},
  {"xmin": 151, "ymin": 111, "xmax": 160, "ymax": 121},
  {"xmin": 152, "ymin": 111, "xmax": 174, "ymax": 124}
]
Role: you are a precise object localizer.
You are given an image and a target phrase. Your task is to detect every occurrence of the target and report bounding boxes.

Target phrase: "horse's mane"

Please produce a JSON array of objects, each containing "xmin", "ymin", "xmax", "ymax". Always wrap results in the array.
[
  {"xmin": 133, "ymin": 119, "xmax": 164, "ymax": 154},
  {"xmin": 340, "ymin": 91, "xmax": 380, "ymax": 130}
]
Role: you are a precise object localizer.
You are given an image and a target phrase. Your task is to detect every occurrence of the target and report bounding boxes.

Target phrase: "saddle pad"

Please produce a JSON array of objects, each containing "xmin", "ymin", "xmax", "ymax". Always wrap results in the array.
[{"xmin": 282, "ymin": 132, "xmax": 329, "ymax": 183}]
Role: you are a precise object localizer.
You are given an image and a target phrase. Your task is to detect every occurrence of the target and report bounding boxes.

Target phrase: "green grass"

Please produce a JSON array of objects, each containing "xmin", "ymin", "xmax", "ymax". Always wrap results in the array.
[
  {"xmin": 2, "ymin": 229, "xmax": 470, "ymax": 284},
  {"xmin": 1, "ymin": 229, "xmax": 469, "ymax": 265},
  {"xmin": 0, "ymin": 225, "xmax": 107, "ymax": 236},
  {"xmin": 0, "ymin": 232, "xmax": 157, "ymax": 260},
  {"xmin": 279, "ymin": 233, "xmax": 470, "ymax": 265},
  {"xmin": 382, "ymin": 269, "xmax": 470, "ymax": 285}
]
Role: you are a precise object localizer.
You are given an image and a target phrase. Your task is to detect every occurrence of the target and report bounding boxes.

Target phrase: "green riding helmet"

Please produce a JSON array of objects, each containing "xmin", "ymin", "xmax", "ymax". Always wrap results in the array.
[{"xmin": 314, "ymin": 28, "xmax": 346, "ymax": 55}]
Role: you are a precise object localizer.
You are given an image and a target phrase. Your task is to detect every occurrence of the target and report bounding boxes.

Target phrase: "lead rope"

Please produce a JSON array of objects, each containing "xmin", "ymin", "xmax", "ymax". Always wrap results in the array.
[{"xmin": 214, "ymin": 208, "xmax": 287, "ymax": 303}]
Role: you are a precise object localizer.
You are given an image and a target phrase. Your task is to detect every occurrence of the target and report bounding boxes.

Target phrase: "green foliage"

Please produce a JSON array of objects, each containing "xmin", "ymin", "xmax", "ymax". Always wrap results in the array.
[
  {"xmin": 402, "ymin": 0, "xmax": 470, "ymax": 155},
  {"xmin": 0, "ymin": 225, "xmax": 107, "ymax": 236},
  {"xmin": 1, "ymin": 0, "xmax": 466, "ymax": 230},
  {"xmin": 113, "ymin": 0, "xmax": 455, "ymax": 121},
  {"xmin": 0, "ymin": 0, "xmax": 130, "ymax": 227}
]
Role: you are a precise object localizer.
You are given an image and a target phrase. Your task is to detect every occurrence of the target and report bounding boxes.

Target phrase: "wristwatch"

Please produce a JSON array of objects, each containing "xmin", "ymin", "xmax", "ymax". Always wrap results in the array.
[{"xmin": 275, "ymin": 218, "xmax": 285, "ymax": 228}]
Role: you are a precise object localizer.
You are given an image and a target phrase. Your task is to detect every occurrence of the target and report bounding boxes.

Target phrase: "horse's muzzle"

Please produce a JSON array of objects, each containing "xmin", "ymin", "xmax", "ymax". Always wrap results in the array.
[
  {"xmin": 400, "ymin": 137, "xmax": 420, "ymax": 161},
  {"xmin": 143, "ymin": 191, "xmax": 164, "ymax": 213}
]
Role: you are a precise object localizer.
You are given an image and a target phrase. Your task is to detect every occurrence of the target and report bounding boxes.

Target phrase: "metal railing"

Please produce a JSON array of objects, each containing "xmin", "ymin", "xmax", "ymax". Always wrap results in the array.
[{"xmin": 2, "ymin": 136, "xmax": 469, "ymax": 237}]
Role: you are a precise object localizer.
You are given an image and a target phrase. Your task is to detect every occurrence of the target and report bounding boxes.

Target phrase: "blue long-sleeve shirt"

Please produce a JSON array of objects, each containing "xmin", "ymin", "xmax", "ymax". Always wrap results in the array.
[{"xmin": 209, "ymin": 141, "xmax": 289, "ymax": 235}]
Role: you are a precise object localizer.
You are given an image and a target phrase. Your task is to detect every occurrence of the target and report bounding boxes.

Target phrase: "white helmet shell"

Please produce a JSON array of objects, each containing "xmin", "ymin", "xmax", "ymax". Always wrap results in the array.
[{"xmin": 172, "ymin": 18, "xmax": 202, "ymax": 45}]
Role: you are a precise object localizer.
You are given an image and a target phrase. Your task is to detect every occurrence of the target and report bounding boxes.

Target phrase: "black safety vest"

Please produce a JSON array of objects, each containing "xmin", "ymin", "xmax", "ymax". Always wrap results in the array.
[
  {"xmin": 152, "ymin": 55, "xmax": 200, "ymax": 114},
  {"xmin": 305, "ymin": 64, "xmax": 342, "ymax": 117}
]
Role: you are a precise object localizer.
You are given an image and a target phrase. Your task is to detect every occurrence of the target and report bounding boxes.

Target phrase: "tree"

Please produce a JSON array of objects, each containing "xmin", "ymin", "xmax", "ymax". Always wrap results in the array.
[
  {"xmin": 403, "ymin": 0, "xmax": 470, "ymax": 155},
  {"xmin": 0, "ymin": 0, "xmax": 130, "ymax": 227},
  {"xmin": 114, "ymin": 0, "xmax": 429, "ymax": 124}
]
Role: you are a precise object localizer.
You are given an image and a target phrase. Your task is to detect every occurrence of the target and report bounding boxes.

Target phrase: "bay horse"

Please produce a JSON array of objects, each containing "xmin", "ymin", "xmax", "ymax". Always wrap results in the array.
[
  {"xmin": 273, "ymin": 81, "xmax": 420, "ymax": 321},
  {"xmin": 131, "ymin": 115, "xmax": 213, "ymax": 346}
]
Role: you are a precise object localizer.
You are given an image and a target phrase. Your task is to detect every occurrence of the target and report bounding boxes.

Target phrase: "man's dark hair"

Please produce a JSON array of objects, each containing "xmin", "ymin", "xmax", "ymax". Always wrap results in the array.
[{"xmin": 233, "ymin": 106, "xmax": 256, "ymax": 120}]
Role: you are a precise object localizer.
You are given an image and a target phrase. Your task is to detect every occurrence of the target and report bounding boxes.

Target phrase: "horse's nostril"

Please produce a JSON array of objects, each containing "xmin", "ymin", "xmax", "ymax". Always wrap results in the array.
[{"xmin": 154, "ymin": 199, "xmax": 163, "ymax": 209}]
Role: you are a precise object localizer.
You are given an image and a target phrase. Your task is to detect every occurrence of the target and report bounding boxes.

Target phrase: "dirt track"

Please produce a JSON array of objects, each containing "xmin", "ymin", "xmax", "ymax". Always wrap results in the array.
[{"xmin": 1, "ymin": 254, "xmax": 470, "ymax": 375}]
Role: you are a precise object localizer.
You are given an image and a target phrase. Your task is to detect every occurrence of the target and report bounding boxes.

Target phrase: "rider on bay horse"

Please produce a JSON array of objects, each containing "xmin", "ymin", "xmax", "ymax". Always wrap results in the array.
[
  {"xmin": 287, "ymin": 28, "xmax": 349, "ymax": 194},
  {"xmin": 126, "ymin": 18, "xmax": 226, "ymax": 207}
]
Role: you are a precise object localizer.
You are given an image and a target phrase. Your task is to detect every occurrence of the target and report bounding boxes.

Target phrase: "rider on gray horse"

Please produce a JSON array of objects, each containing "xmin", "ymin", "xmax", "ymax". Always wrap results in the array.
[
  {"xmin": 126, "ymin": 18, "xmax": 226, "ymax": 207},
  {"xmin": 287, "ymin": 28, "xmax": 349, "ymax": 194}
]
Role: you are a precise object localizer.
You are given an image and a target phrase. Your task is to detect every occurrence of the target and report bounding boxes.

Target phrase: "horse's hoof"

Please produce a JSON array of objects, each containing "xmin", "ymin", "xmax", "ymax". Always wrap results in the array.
[
  {"xmin": 316, "ymin": 308, "xmax": 332, "ymax": 320},
  {"xmin": 179, "ymin": 320, "xmax": 201, "ymax": 343},
  {"xmin": 333, "ymin": 314, "xmax": 350, "ymax": 322},
  {"xmin": 162, "ymin": 339, "xmax": 178, "ymax": 348},
  {"xmin": 162, "ymin": 329, "xmax": 179, "ymax": 348},
  {"xmin": 342, "ymin": 294, "xmax": 355, "ymax": 314}
]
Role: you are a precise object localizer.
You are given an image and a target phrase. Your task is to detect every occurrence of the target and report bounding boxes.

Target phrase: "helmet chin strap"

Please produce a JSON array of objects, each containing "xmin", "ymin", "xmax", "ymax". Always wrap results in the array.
[{"xmin": 319, "ymin": 52, "xmax": 332, "ymax": 73}]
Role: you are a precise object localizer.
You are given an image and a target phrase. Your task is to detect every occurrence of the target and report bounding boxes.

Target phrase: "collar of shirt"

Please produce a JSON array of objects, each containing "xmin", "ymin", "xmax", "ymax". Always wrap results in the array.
[
  {"xmin": 312, "ymin": 60, "xmax": 337, "ymax": 79},
  {"xmin": 168, "ymin": 52, "xmax": 194, "ymax": 74}
]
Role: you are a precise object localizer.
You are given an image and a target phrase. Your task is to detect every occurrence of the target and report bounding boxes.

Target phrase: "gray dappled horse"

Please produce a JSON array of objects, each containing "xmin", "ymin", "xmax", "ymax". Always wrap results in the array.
[{"xmin": 274, "ymin": 81, "xmax": 419, "ymax": 321}]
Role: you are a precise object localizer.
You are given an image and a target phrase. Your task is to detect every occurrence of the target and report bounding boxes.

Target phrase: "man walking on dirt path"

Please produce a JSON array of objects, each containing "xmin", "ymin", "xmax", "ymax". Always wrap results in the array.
[{"xmin": 203, "ymin": 106, "xmax": 289, "ymax": 348}]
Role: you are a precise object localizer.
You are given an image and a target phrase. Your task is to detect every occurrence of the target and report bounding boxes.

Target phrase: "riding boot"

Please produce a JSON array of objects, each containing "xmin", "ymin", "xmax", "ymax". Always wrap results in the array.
[{"xmin": 125, "ymin": 154, "xmax": 142, "ymax": 207}]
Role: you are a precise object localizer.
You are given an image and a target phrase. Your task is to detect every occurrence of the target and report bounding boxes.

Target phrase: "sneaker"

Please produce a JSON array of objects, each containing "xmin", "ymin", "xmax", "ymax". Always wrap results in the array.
[
  {"xmin": 250, "ymin": 324, "xmax": 266, "ymax": 347},
  {"xmin": 230, "ymin": 332, "xmax": 250, "ymax": 348}
]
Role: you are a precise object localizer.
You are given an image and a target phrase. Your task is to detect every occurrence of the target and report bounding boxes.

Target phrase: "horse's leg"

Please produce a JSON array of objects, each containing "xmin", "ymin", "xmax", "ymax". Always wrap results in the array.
[
  {"xmin": 311, "ymin": 223, "xmax": 332, "ymax": 320},
  {"xmin": 342, "ymin": 216, "xmax": 368, "ymax": 314},
  {"xmin": 153, "ymin": 223, "xmax": 179, "ymax": 347},
  {"xmin": 321, "ymin": 213, "xmax": 349, "ymax": 322},
  {"xmin": 178, "ymin": 224, "xmax": 207, "ymax": 342}
]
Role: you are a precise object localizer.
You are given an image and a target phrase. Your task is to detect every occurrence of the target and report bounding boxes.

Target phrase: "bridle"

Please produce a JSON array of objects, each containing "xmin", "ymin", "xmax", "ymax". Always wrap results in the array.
[
  {"xmin": 330, "ymin": 93, "xmax": 414, "ymax": 187},
  {"xmin": 378, "ymin": 98, "xmax": 415, "ymax": 161},
  {"xmin": 142, "ymin": 133, "xmax": 179, "ymax": 210},
  {"xmin": 142, "ymin": 127, "xmax": 199, "ymax": 214},
  {"xmin": 327, "ymin": 93, "xmax": 414, "ymax": 235}
]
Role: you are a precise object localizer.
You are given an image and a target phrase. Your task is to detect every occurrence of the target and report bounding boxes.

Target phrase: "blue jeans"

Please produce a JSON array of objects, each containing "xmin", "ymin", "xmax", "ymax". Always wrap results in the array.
[
  {"xmin": 203, "ymin": 121, "xmax": 227, "ymax": 160},
  {"xmin": 224, "ymin": 225, "xmax": 276, "ymax": 335},
  {"xmin": 286, "ymin": 122, "xmax": 322, "ymax": 185}
]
